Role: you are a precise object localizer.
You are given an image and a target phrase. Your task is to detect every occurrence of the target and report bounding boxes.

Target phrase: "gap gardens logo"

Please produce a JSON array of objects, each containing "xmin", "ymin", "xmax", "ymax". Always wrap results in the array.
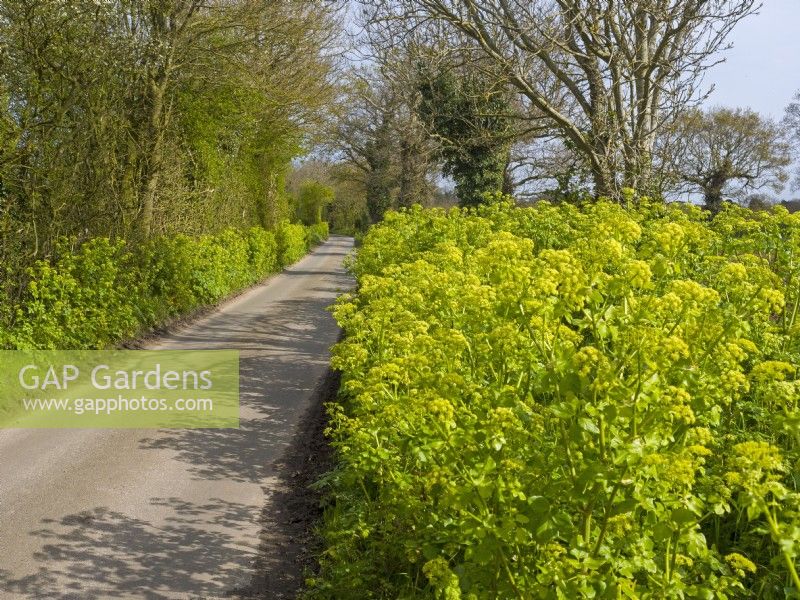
[{"xmin": 0, "ymin": 350, "xmax": 239, "ymax": 429}]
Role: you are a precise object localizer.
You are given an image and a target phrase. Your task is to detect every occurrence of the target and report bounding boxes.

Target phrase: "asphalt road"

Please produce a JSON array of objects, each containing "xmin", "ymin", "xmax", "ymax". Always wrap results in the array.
[{"xmin": 0, "ymin": 236, "xmax": 354, "ymax": 599}]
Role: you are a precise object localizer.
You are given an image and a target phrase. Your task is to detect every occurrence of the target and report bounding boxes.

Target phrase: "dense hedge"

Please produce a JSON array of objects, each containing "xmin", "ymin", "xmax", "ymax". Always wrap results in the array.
[
  {"xmin": 312, "ymin": 200, "xmax": 800, "ymax": 599},
  {"xmin": 277, "ymin": 220, "xmax": 311, "ymax": 268},
  {"xmin": 306, "ymin": 222, "xmax": 331, "ymax": 248},
  {"xmin": 0, "ymin": 223, "xmax": 328, "ymax": 350}
]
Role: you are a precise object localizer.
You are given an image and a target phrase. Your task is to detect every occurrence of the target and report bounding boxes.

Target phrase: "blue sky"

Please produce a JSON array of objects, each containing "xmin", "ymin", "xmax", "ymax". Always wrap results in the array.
[
  {"xmin": 703, "ymin": 0, "xmax": 800, "ymax": 198},
  {"xmin": 705, "ymin": 0, "xmax": 800, "ymax": 118}
]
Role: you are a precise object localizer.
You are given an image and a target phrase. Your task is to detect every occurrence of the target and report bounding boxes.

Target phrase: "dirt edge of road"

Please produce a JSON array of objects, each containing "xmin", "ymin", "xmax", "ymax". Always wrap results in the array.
[{"xmin": 231, "ymin": 366, "xmax": 341, "ymax": 599}]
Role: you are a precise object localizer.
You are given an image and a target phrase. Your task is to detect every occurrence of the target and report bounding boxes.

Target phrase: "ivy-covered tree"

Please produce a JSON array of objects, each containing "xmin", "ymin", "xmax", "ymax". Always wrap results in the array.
[
  {"xmin": 363, "ymin": 0, "xmax": 758, "ymax": 198},
  {"xmin": 418, "ymin": 66, "xmax": 514, "ymax": 207}
]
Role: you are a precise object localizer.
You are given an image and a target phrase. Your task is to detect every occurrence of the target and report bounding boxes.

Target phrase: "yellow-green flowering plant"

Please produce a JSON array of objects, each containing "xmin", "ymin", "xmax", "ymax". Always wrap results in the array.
[{"xmin": 311, "ymin": 200, "xmax": 800, "ymax": 599}]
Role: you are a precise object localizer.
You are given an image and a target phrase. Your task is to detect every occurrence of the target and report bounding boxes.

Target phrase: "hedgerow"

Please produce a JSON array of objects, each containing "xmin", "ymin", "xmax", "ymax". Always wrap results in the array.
[
  {"xmin": 9, "ymin": 238, "xmax": 142, "ymax": 350},
  {"xmin": 312, "ymin": 200, "xmax": 800, "ymax": 599},
  {"xmin": 1, "ymin": 222, "xmax": 327, "ymax": 350},
  {"xmin": 278, "ymin": 220, "xmax": 311, "ymax": 267},
  {"xmin": 307, "ymin": 222, "xmax": 331, "ymax": 248}
]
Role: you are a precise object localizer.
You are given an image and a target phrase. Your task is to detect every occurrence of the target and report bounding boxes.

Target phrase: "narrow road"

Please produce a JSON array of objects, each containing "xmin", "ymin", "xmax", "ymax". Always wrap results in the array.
[{"xmin": 0, "ymin": 236, "xmax": 354, "ymax": 599}]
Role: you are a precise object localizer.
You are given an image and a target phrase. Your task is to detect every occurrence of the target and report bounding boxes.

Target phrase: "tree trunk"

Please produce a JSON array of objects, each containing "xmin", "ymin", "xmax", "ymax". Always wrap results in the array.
[
  {"xmin": 140, "ymin": 77, "xmax": 167, "ymax": 239},
  {"xmin": 703, "ymin": 186, "xmax": 725, "ymax": 214},
  {"xmin": 502, "ymin": 149, "xmax": 514, "ymax": 195},
  {"xmin": 592, "ymin": 170, "xmax": 614, "ymax": 199},
  {"xmin": 703, "ymin": 169, "xmax": 729, "ymax": 213}
]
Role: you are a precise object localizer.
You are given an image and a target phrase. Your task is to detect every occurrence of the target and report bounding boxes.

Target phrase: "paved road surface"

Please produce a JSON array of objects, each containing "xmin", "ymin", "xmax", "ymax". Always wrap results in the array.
[{"xmin": 0, "ymin": 236, "xmax": 354, "ymax": 599}]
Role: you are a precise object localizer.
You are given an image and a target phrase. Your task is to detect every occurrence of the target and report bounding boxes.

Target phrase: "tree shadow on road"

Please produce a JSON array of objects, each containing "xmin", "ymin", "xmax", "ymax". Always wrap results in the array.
[
  {"xmin": 232, "ymin": 369, "xmax": 339, "ymax": 600},
  {"xmin": 136, "ymin": 292, "xmax": 344, "ymax": 485},
  {"xmin": 0, "ymin": 497, "xmax": 260, "ymax": 599}
]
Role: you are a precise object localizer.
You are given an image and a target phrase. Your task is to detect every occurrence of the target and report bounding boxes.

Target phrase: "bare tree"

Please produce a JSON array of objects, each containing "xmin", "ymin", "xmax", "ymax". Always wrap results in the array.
[
  {"xmin": 665, "ymin": 107, "xmax": 791, "ymax": 212},
  {"xmin": 331, "ymin": 67, "xmax": 437, "ymax": 221},
  {"xmin": 784, "ymin": 91, "xmax": 800, "ymax": 191},
  {"xmin": 360, "ymin": 0, "xmax": 759, "ymax": 198},
  {"xmin": 507, "ymin": 136, "xmax": 593, "ymax": 200}
]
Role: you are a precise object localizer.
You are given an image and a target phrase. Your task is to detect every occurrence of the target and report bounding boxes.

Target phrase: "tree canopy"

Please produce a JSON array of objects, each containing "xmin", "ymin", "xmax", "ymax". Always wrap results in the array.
[
  {"xmin": 0, "ymin": 0, "xmax": 340, "ymax": 269},
  {"xmin": 666, "ymin": 107, "xmax": 791, "ymax": 212}
]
